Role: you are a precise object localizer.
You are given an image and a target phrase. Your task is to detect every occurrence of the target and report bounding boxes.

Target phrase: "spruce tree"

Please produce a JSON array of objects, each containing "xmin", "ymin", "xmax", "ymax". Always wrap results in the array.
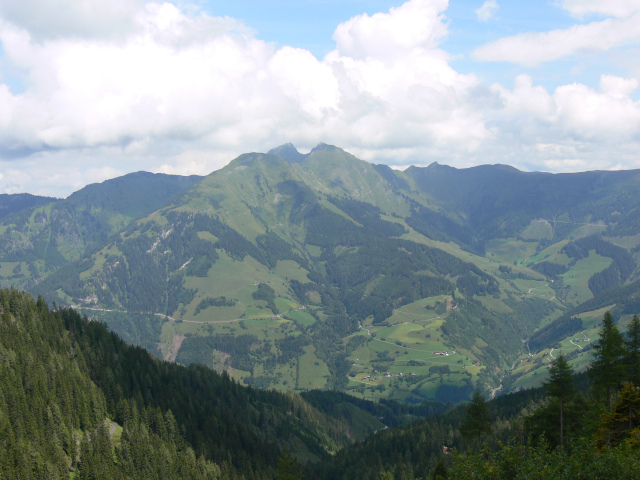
[
  {"xmin": 275, "ymin": 451, "xmax": 303, "ymax": 480},
  {"xmin": 625, "ymin": 314, "xmax": 640, "ymax": 386},
  {"xmin": 591, "ymin": 311, "xmax": 625, "ymax": 408},
  {"xmin": 544, "ymin": 354, "xmax": 575, "ymax": 450},
  {"xmin": 595, "ymin": 382, "xmax": 640, "ymax": 447},
  {"xmin": 459, "ymin": 390, "xmax": 491, "ymax": 450}
]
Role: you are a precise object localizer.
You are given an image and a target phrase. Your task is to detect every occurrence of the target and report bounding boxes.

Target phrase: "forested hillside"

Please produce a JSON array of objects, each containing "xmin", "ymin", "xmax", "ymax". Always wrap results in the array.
[
  {"xmin": 1, "ymin": 289, "xmax": 426, "ymax": 479},
  {"xmin": 0, "ymin": 288, "xmax": 220, "ymax": 479}
]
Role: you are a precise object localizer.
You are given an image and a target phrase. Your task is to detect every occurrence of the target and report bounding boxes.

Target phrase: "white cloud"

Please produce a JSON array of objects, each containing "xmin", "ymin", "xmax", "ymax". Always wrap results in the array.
[
  {"xmin": 560, "ymin": 0, "xmax": 640, "ymax": 19},
  {"xmin": 475, "ymin": 1, "xmax": 498, "ymax": 22},
  {"xmin": 554, "ymin": 78, "xmax": 640, "ymax": 140},
  {"xmin": 600, "ymin": 73, "xmax": 639, "ymax": 96},
  {"xmin": 484, "ymin": 74, "xmax": 640, "ymax": 172},
  {"xmin": 268, "ymin": 46, "xmax": 340, "ymax": 119},
  {"xmin": 332, "ymin": 0, "xmax": 449, "ymax": 59},
  {"xmin": 153, "ymin": 149, "xmax": 241, "ymax": 177},
  {"xmin": 473, "ymin": 14, "xmax": 640, "ymax": 65}
]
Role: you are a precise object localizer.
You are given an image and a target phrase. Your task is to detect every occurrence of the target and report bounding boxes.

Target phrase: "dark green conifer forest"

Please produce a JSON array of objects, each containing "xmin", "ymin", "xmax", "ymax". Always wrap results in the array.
[
  {"xmin": 3, "ymin": 296, "xmax": 640, "ymax": 479},
  {"xmin": 0, "ymin": 288, "xmax": 371, "ymax": 479}
]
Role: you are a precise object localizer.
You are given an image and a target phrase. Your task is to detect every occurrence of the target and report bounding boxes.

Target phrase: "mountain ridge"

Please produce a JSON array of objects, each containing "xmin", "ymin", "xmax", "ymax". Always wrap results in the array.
[{"xmin": 2, "ymin": 143, "xmax": 640, "ymax": 403}]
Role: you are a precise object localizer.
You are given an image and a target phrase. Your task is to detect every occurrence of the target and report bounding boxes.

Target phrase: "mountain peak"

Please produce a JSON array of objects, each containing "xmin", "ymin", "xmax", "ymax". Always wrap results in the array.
[
  {"xmin": 267, "ymin": 143, "xmax": 306, "ymax": 163},
  {"xmin": 310, "ymin": 142, "xmax": 338, "ymax": 153}
]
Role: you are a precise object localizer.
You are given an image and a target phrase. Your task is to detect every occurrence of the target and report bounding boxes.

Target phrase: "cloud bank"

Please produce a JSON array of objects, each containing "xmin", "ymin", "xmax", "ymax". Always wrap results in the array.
[{"xmin": 0, "ymin": 0, "xmax": 639, "ymax": 196}]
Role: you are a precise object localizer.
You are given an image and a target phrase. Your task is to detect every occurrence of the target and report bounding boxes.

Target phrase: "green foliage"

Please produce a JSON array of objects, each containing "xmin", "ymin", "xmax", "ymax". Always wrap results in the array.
[
  {"xmin": 447, "ymin": 438, "xmax": 640, "ymax": 480},
  {"xmin": 0, "ymin": 173, "xmax": 200, "ymax": 289},
  {"xmin": 7, "ymin": 144, "xmax": 640, "ymax": 404},
  {"xmin": 1, "ymin": 289, "xmax": 401, "ymax": 480},
  {"xmin": 0, "ymin": 193, "xmax": 57, "ymax": 220},
  {"xmin": 0, "ymin": 288, "xmax": 226, "ymax": 480},
  {"xmin": 543, "ymin": 354, "xmax": 576, "ymax": 450},
  {"xmin": 625, "ymin": 315, "xmax": 640, "ymax": 385},
  {"xmin": 300, "ymin": 390, "xmax": 447, "ymax": 430},
  {"xmin": 275, "ymin": 451, "xmax": 303, "ymax": 480},
  {"xmin": 252, "ymin": 283, "xmax": 278, "ymax": 313},
  {"xmin": 530, "ymin": 261, "xmax": 568, "ymax": 278},
  {"xmin": 595, "ymin": 382, "xmax": 640, "ymax": 447},
  {"xmin": 406, "ymin": 204, "xmax": 483, "ymax": 254},
  {"xmin": 528, "ymin": 315, "xmax": 583, "ymax": 352},
  {"xmin": 194, "ymin": 296, "xmax": 237, "ymax": 316},
  {"xmin": 591, "ymin": 311, "xmax": 626, "ymax": 407},
  {"xmin": 327, "ymin": 195, "xmax": 406, "ymax": 238},
  {"xmin": 459, "ymin": 390, "xmax": 491, "ymax": 441}
]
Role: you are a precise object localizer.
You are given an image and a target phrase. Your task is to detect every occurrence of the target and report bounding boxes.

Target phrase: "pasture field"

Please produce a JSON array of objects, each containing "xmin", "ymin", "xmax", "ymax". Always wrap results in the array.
[
  {"xmin": 560, "ymin": 253, "xmax": 612, "ymax": 305},
  {"xmin": 0, "ymin": 262, "xmax": 20, "ymax": 278},
  {"xmin": 520, "ymin": 220, "xmax": 553, "ymax": 241},
  {"xmin": 485, "ymin": 238, "xmax": 538, "ymax": 264},
  {"xmin": 509, "ymin": 278, "xmax": 557, "ymax": 301},
  {"xmin": 285, "ymin": 309, "xmax": 316, "ymax": 326},
  {"xmin": 298, "ymin": 346, "xmax": 329, "ymax": 390},
  {"xmin": 275, "ymin": 260, "xmax": 310, "ymax": 283},
  {"xmin": 604, "ymin": 234, "xmax": 640, "ymax": 249},
  {"xmin": 342, "ymin": 305, "xmax": 484, "ymax": 403}
]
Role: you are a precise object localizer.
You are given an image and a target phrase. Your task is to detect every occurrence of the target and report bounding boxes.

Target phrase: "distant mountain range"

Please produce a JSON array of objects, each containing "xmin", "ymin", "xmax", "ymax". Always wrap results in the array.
[{"xmin": 2, "ymin": 144, "xmax": 639, "ymax": 402}]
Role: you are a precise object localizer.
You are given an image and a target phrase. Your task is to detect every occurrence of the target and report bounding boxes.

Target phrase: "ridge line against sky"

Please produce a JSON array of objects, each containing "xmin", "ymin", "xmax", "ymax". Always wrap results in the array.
[{"xmin": 0, "ymin": 0, "xmax": 639, "ymax": 197}]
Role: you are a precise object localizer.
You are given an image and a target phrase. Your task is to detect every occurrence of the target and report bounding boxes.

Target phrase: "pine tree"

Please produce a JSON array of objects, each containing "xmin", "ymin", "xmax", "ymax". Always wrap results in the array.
[
  {"xmin": 591, "ymin": 311, "xmax": 625, "ymax": 408},
  {"xmin": 459, "ymin": 390, "xmax": 491, "ymax": 450},
  {"xmin": 544, "ymin": 354, "xmax": 575, "ymax": 450},
  {"xmin": 595, "ymin": 382, "xmax": 640, "ymax": 447},
  {"xmin": 431, "ymin": 459, "xmax": 448, "ymax": 480},
  {"xmin": 275, "ymin": 451, "xmax": 303, "ymax": 480},
  {"xmin": 625, "ymin": 314, "xmax": 640, "ymax": 386}
]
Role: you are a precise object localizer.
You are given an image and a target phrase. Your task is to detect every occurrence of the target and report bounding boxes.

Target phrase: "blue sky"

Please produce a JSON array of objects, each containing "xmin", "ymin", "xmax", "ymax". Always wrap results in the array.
[
  {"xmin": 197, "ymin": 0, "xmax": 630, "ymax": 92},
  {"xmin": 1, "ymin": 0, "xmax": 640, "ymax": 196},
  {"xmin": 200, "ymin": 1, "xmax": 408, "ymax": 58}
]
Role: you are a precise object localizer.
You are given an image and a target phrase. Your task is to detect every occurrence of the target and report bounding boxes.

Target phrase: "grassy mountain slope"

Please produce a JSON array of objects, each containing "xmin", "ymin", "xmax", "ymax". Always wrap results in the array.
[
  {"xmin": 28, "ymin": 147, "xmax": 552, "ymax": 402},
  {"xmin": 7, "ymin": 143, "xmax": 640, "ymax": 402}
]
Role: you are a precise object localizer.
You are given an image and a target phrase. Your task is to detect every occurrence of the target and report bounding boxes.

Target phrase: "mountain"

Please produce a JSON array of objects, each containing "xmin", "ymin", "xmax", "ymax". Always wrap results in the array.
[
  {"xmin": 3, "ymin": 143, "xmax": 640, "ymax": 403},
  {"xmin": 0, "ymin": 171, "xmax": 203, "ymax": 291},
  {"xmin": 0, "ymin": 193, "xmax": 58, "ymax": 220},
  {"xmin": 402, "ymin": 162, "xmax": 640, "ymax": 241}
]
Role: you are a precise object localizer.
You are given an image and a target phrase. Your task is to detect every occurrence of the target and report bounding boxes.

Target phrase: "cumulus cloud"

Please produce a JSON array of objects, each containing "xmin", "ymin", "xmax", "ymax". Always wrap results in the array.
[
  {"xmin": 332, "ymin": 0, "xmax": 449, "ymax": 59},
  {"xmin": 485, "ymin": 73, "xmax": 640, "ymax": 172},
  {"xmin": 475, "ymin": 1, "xmax": 498, "ymax": 22},
  {"xmin": 554, "ymin": 79, "xmax": 640, "ymax": 140}
]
